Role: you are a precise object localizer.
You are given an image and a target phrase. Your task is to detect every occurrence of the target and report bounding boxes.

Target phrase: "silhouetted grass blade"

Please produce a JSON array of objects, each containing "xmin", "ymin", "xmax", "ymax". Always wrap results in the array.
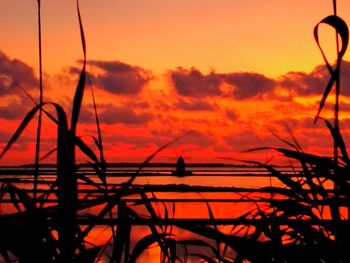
[
  {"xmin": 0, "ymin": 105, "xmax": 40, "ymax": 160},
  {"xmin": 313, "ymin": 15, "xmax": 349, "ymax": 122},
  {"xmin": 324, "ymin": 119, "xmax": 350, "ymax": 162},
  {"xmin": 70, "ymin": 0, "xmax": 86, "ymax": 134}
]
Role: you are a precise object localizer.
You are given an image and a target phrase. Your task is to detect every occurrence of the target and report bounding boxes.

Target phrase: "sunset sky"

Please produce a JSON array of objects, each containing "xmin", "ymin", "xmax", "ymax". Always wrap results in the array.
[{"xmin": 1, "ymin": 0, "xmax": 350, "ymax": 164}]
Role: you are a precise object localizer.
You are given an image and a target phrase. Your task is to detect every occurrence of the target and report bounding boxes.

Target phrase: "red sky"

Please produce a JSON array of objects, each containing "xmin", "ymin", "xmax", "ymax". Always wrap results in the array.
[{"xmin": 1, "ymin": 0, "xmax": 350, "ymax": 165}]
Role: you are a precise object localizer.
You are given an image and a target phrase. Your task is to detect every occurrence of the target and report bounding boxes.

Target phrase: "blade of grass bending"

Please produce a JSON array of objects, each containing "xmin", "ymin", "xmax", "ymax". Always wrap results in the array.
[
  {"xmin": 314, "ymin": 16, "xmax": 348, "ymax": 73},
  {"xmin": 313, "ymin": 15, "xmax": 349, "ymax": 122},
  {"xmin": 74, "ymin": 136, "xmax": 101, "ymax": 165},
  {"xmin": 276, "ymin": 148, "xmax": 334, "ymax": 167},
  {"xmin": 71, "ymin": 0, "xmax": 86, "ymax": 134},
  {"xmin": 0, "ymin": 105, "xmax": 40, "ymax": 160},
  {"xmin": 15, "ymin": 82, "xmax": 60, "ymax": 125}
]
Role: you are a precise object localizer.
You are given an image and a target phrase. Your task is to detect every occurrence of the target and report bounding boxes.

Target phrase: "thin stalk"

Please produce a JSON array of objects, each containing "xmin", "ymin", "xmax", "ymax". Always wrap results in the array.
[
  {"xmin": 333, "ymin": 0, "xmax": 340, "ymax": 164},
  {"xmin": 34, "ymin": 0, "xmax": 43, "ymax": 202}
]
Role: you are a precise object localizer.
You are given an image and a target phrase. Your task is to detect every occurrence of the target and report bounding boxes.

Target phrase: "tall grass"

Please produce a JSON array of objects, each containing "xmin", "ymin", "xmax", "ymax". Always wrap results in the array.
[
  {"xmin": 0, "ymin": 1, "xmax": 108, "ymax": 262},
  {"xmin": 188, "ymin": 0, "xmax": 350, "ymax": 262},
  {"xmin": 33, "ymin": 0, "xmax": 43, "ymax": 202}
]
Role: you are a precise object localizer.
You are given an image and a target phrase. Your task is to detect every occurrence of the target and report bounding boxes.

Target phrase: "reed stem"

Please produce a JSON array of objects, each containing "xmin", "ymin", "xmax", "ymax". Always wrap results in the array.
[{"xmin": 34, "ymin": 0, "xmax": 43, "ymax": 202}]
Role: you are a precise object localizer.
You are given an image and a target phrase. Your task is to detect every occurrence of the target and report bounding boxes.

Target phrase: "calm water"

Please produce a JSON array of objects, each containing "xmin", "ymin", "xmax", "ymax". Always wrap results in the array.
[
  {"xmin": 0, "ymin": 165, "xmax": 309, "ymax": 218},
  {"xmin": 0, "ymin": 164, "xmax": 300, "ymax": 188}
]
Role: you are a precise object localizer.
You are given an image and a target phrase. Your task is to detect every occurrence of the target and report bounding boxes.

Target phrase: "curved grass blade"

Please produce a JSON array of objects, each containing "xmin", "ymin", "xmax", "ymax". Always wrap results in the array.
[
  {"xmin": 74, "ymin": 136, "xmax": 101, "ymax": 165},
  {"xmin": 314, "ymin": 15, "xmax": 348, "ymax": 71},
  {"xmin": 128, "ymin": 234, "xmax": 168, "ymax": 263},
  {"xmin": 276, "ymin": 148, "xmax": 334, "ymax": 167},
  {"xmin": 0, "ymin": 105, "xmax": 40, "ymax": 160},
  {"xmin": 313, "ymin": 15, "xmax": 349, "ymax": 122}
]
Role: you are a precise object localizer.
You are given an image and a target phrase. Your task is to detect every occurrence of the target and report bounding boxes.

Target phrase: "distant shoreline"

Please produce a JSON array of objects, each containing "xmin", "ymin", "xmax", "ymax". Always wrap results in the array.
[{"xmin": 0, "ymin": 162, "xmax": 290, "ymax": 168}]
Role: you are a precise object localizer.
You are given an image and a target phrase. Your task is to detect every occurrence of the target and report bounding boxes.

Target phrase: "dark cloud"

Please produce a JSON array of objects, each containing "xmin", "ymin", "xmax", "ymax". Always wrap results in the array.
[
  {"xmin": 0, "ymin": 94, "xmax": 34, "ymax": 121},
  {"xmin": 279, "ymin": 61, "xmax": 350, "ymax": 97},
  {"xmin": 170, "ymin": 67, "xmax": 222, "ymax": 97},
  {"xmin": 279, "ymin": 68, "xmax": 326, "ymax": 96},
  {"xmin": 0, "ymin": 101, "xmax": 29, "ymax": 120},
  {"xmin": 175, "ymin": 99, "xmax": 215, "ymax": 111},
  {"xmin": 169, "ymin": 62, "xmax": 350, "ymax": 100},
  {"xmin": 80, "ymin": 104, "xmax": 152, "ymax": 125},
  {"xmin": 170, "ymin": 67, "xmax": 275, "ymax": 99},
  {"xmin": 0, "ymin": 51, "xmax": 38, "ymax": 96},
  {"xmin": 223, "ymin": 72, "xmax": 276, "ymax": 99},
  {"xmin": 86, "ymin": 60, "xmax": 153, "ymax": 95},
  {"xmin": 225, "ymin": 110, "xmax": 237, "ymax": 120},
  {"xmin": 338, "ymin": 61, "xmax": 350, "ymax": 96}
]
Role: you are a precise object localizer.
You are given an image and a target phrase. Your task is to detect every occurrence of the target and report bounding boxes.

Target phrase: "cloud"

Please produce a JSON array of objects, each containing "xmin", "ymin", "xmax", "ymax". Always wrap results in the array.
[
  {"xmin": 279, "ymin": 61, "xmax": 350, "ymax": 97},
  {"xmin": 169, "ymin": 62, "xmax": 350, "ymax": 100},
  {"xmin": 170, "ymin": 67, "xmax": 222, "ymax": 97},
  {"xmin": 175, "ymin": 99, "xmax": 215, "ymax": 111},
  {"xmin": 224, "ymin": 130, "xmax": 279, "ymax": 150},
  {"xmin": 223, "ymin": 72, "xmax": 276, "ymax": 99},
  {"xmin": 170, "ymin": 67, "xmax": 275, "ymax": 99},
  {"xmin": 86, "ymin": 60, "xmax": 153, "ymax": 95},
  {"xmin": 0, "ymin": 101, "xmax": 30, "ymax": 120},
  {"xmin": 80, "ymin": 104, "xmax": 152, "ymax": 125},
  {"xmin": 0, "ymin": 51, "xmax": 38, "ymax": 96},
  {"xmin": 225, "ymin": 110, "xmax": 237, "ymax": 120},
  {"xmin": 105, "ymin": 134, "xmax": 159, "ymax": 148},
  {"xmin": 279, "ymin": 67, "xmax": 326, "ymax": 96}
]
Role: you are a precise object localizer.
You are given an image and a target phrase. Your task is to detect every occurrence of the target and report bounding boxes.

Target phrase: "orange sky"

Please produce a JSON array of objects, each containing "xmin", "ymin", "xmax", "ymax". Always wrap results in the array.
[{"xmin": 1, "ymin": 0, "xmax": 350, "ymax": 164}]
